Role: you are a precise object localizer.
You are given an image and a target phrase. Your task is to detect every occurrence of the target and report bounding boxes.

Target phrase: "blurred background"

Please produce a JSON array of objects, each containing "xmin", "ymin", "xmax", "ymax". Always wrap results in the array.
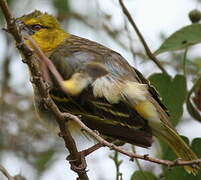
[{"xmin": 0, "ymin": 0, "xmax": 201, "ymax": 179}]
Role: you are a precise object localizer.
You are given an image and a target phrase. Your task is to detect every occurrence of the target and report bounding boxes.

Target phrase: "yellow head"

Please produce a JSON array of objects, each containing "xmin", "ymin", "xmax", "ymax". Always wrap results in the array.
[{"xmin": 18, "ymin": 10, "xmax": 69, "ymax": 53}]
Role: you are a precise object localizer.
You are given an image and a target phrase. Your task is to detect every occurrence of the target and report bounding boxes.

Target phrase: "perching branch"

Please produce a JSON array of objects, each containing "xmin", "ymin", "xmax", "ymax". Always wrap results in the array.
[
  {"xmin": 119, "ymin": 0, "xmax": 169, "ymax": 76},
  {"xmin": 0, "ymin": 1, "xmax": 89, "ymax": 179},
  {"xmin": 61, "ymin": 112, "xmax": 201, "ymax": 168}
]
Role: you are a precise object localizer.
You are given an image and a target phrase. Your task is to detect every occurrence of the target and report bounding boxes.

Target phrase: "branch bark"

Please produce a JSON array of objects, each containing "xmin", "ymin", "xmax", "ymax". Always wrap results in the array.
[
  {"xmin": 62, "ymin": 113, "xmax": 201, "ymax": 168},
  {"xmin": 0, "ymin": 164, "xmax": 15, "ymax": 180}
]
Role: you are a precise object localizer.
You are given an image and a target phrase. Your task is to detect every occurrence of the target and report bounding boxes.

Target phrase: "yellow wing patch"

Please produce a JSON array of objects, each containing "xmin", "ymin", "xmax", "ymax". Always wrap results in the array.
[
  {"xmin": 63, "ymin": 73, "xmax": 92, "ymax": 96},
  {"xmin": 63, "ymin": 79, "xmax": 80, "ymax": 96},
  {"xmin": 135, "ymin": 101, "xmax": 159, "ymax": 121}
]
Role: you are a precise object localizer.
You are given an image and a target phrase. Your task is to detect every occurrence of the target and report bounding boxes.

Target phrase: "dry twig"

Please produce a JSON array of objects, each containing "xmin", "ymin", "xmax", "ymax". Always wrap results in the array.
[
  {"xmin": 119, "ymin": 0, "xmax": 168, "ymax": 76},
  {"xmin": 62, "ymin": 113, "xmax": 201, "ymax": 167},
  {"xmin": 0, "ymin": 164, "xmax": 15, "ymax": 180}
]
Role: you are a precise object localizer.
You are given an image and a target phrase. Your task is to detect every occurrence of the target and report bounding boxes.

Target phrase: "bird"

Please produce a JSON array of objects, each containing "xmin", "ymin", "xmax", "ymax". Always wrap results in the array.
[{"xmin": 17, "ymin": 10, "xmax": 199, "ymax": 174}]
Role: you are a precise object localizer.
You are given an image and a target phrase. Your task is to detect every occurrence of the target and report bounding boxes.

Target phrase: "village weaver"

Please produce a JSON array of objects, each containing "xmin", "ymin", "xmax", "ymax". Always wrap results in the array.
[{"xmin": 17, "ymin": 10, "xmax": 199, "ymax": 174}]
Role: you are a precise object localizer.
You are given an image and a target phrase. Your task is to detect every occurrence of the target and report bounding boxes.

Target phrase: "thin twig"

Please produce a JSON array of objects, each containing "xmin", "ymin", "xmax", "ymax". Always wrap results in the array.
[
  {"xmin": 24, "ymin": 36, "xmax": 64, "ymax": 83},
  {"xmin": 0, "ymin": 164, "xmax": 15, "ymax": 180},
  {"xmin": 183, "ymin": 48, "xmax": 188, "ymax": 88},
  {"xmin": 131, "ymin": 146, "xmax": 149, "ymax": 180},
  {"xmin": 118, "ymin": 0, "xmax": 168, "ymax": 76},
  {"xmin": 183, "ymin": 48, "xmax": 188, "ymax": 78},
  {"xmin": 24, "ymin": 35, "xmax": 77, "ymax": 96},
  {"xmin": 63, "ymin": 112, "xmax": 201, "ymax": 167},
  {"xmin": 110, "ymin": 151, "xmax": 123, "ymax": 180}
]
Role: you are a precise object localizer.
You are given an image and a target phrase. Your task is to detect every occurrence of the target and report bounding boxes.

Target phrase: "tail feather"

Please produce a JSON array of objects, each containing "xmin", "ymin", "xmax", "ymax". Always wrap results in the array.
[{"xmin": 153, "ymin": 124, "xmax": 200, "ymax": 175}]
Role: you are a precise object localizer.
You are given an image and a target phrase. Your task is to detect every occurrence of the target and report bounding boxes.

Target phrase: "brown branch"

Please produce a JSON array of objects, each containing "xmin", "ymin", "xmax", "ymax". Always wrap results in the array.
[
  {"xmin": 0, "ymin": 165, "xmax": 27, "ymax": 180},
  {"xmin": 0, "ymin": 1, "xmax": 89, "ymax": 179},
  {"xmin": 0, "ymin": 164, "xmax": 15, "ymax": 180},
  {"xmin": 119, "ymin": 0, "xmax": 169, "ymax": 76},
  {"xmin": 62, "ymin": 113, "xmax": 201, "ymax": 168}
]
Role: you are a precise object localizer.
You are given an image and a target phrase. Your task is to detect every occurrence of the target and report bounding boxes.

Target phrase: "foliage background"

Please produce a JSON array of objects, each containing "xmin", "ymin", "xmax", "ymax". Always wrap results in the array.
[{"xmin": 0, "ymin": 0, "xmax": 201, "ymax": 179}]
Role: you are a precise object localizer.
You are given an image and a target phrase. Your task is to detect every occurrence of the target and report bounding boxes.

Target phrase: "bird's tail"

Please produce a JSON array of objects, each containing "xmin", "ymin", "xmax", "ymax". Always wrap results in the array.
[{"xmin": 152, "ymin": 124, "xmax": 200, "ymax": 175}]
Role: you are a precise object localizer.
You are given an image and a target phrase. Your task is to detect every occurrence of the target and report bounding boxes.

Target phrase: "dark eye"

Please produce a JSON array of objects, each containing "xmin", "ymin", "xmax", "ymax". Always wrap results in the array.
[{"xmin": 31, "ymin": 24, "xmax": 42, "ymax": 31}]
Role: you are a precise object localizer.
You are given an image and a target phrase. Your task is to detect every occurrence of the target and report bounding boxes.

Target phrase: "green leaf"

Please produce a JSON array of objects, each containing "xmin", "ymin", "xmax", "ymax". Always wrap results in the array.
[
  {"xmin": 34, "ymin": 150, "xmax": 55, "ymax": 173},
  {"xmin": 149, "ymin": 73, "xmax": 187, "ymax": 126},
  {"xmin": 163, "ymin": 166, "xmax": 201, "ymax": 180},
  {"xmin": 191, "ymin": 138, "xmax": 201, "ymax": 157},
  {"xmin": 53, "ymin": 0, "xmax": 70, "ymax": 14},
  {"xmin": 154, "ymin": 24, "xmax": 201, "ymax": 55},
  {"xmin": 130, "ymin": 170, "xmax": 157, "ymax": 180},
  {"xmin": 163, "ymin": 167, "xmax": 194, "ymax": 180}
]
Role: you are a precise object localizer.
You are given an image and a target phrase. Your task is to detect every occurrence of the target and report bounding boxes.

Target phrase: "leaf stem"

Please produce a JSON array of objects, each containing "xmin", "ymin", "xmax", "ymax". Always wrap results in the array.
[
  {"xmin": 132, "ymin": 146, "xmax": 149, "ymax": 180},
  {"xmin": 183, "ymin": 48, "xmax": 188, "ymax": 86},
  {"xmin": 110, "ymin": 150, "xmax": 123, "ymax": 180}
]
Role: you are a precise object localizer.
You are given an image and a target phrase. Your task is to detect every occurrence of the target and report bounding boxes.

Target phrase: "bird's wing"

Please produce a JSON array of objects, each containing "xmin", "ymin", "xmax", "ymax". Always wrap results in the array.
[
  {"xmin": 102, "ymin": 52, "xmax": 173, "ymax": 128},
  {"xmin": 47, "ymin": 35, "xmax": 173, "ymax": 146},
  {"xmin": 49, "ymin": 49, "xmax": 154, "ymax": 147},
  {"xmin": 133, "ymin": 67, "xmax": 169, "ymax": 115},
  {"xmin": 50, "ymin": 86, "xmax": 153, "ymax": 148}
]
